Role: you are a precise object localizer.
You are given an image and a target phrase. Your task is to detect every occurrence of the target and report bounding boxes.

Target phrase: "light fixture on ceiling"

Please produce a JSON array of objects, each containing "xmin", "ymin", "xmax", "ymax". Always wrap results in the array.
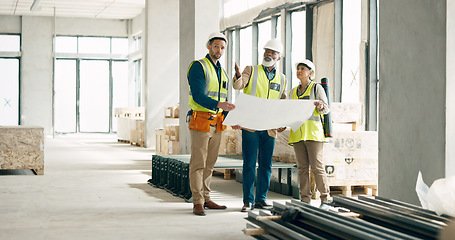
[{"xmin": 30, "ymin": 0, "xmax": 41, "ymax": 11}]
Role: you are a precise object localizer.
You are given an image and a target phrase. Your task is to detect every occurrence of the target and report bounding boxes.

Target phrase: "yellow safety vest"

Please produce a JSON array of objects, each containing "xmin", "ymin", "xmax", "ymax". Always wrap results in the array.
[
  {"xmin": 188, "ymin": 57, "xmax": 228, "ymax": 114},
  {"xmin": 288, "ymin": 82, "xmax": 325, "ymax": 144},
  {"xmin": 243, "ymin": 65, "xmax": 285, "ymax": 99}
]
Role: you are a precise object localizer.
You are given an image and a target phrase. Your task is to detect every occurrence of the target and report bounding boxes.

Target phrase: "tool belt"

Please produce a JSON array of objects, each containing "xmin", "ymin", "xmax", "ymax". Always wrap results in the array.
[{"xmin": 188, "ymin": 110, "xmax": 226, "ymax": 133}]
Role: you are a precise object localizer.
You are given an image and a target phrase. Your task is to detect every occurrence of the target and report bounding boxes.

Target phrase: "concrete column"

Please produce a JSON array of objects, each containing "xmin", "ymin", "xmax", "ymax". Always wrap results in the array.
[
  {"xmin": 178, "ymin": 0, "xmax": 221, "ymax": 154},
  {"xmin": 378, "ymin": 0, "xmax": 452, "ymax": 204},
  {"xmin": 447, "ymin": 0, "xmax": 455, "ymax": 177},
  {"xmin": 144, "ymin": 0, "xmax": 180, "ymax": 148},
  {"xmin": 21, "ymin": 16, "xmax": 53, "ymax": 135}
]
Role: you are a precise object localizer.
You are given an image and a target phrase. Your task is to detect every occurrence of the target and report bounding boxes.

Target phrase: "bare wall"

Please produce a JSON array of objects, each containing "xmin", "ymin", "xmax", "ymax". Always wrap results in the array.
[
  {"xmin": 378, "ymin": 0, "xmax": 446, "ymax": 204},
  {"xmin": 0, "ymin": 15, "xmax": 21, "ymax": 33}
]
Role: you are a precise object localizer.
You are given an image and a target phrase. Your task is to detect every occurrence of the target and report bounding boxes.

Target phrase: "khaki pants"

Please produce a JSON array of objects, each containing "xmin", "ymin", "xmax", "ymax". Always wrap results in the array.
[
  {"xmin": 189, "ymin": 126, "xmax": 222, "ymax": 205},
  {"xmin": 293, "ymin": 140, "xmax": 330, "ymax": 203}
]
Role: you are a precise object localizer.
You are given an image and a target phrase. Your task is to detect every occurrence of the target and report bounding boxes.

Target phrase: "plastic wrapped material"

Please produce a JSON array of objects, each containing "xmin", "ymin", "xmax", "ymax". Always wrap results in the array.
[
  {"xmin": 416, "ymin": 171, "xmax": 455, "ymax": 216},
  {"xmin": 415, "ymin": 171, "xmax": 429, "ymax": 209}
]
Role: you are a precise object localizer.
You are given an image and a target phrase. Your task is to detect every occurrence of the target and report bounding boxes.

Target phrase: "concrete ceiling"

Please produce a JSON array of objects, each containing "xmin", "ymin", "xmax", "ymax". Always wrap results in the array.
[{"xmin": 0, "ymin": 0, "xmax": 145, "ymax": 20}]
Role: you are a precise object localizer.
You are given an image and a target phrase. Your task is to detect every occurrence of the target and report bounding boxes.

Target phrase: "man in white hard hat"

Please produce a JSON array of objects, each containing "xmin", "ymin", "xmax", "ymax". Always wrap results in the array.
[
  {"xmin": 187, "ymin": 32, "xmax": 235, "ymax": 216},
  {"xmin": 232, "ymin": 38, "xmax": 287, "ymax": 212}
]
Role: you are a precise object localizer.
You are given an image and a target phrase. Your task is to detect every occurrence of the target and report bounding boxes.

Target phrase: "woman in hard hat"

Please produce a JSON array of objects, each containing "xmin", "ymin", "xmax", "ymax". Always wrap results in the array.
[{"xmin": 288, "ymin": 59, "xmax": 331, "ymax": 204}]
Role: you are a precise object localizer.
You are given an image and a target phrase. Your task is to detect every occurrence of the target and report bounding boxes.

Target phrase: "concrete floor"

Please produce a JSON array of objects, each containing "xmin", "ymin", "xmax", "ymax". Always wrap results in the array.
[{"xmin": 0, "ymin": 134, "xmax": 300, "ymax": 240}]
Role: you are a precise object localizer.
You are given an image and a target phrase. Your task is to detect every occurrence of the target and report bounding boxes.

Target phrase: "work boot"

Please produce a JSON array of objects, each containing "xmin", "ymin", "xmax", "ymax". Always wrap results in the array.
[
  {"xmin": 254, "ymin": 201, "xmax": 272, "ymax": 209},
  {"xmin": 204, "ymin": 201, "xmax": 227, "ymax": 209},
  {"xmin": 193, "ymin": 204, "xmax": 206, "ymax": 216}
]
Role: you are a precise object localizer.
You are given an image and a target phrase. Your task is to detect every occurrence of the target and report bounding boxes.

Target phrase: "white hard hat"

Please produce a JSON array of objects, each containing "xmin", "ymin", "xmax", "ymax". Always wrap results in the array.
[
  {"xmin": 263, "ymin": 38, "xmax": 283, "ymax": 53},
  {"xmin": 206, "ymin": 32, "xmax": 227, "ymax": 47},
  {"xmin": 295, "ymin": 59, "xmax": 316, "ymax": 80}
]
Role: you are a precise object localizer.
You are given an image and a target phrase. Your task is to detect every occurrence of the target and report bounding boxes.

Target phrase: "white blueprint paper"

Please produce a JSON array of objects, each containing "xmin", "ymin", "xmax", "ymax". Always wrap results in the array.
[{"xmin": 223, "ymin": 93, "xmax": 316, "ymax": 131}]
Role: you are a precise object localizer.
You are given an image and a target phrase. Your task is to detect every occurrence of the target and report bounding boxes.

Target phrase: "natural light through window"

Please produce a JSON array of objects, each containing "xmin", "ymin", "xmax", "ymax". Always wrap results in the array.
[
  {"xmin": 0, "ymin": 35, "xmax": 20, "ymax": 52},
  {"xmin": 342, "ymin": 0, "xmax": 361, "ymax": 103},
  {"xmin": 258, "ymin": 20, "xmax": 271, "ymax": 64},
  {"xmin": 291, "ymin": 11, "xmax": 306, "ymax": 89},
  {"xmin": 240, "ymin": 26, "xmax": 253, "ymax": 68},
  {"xmin": 79, "ymin": 37, "xmax": 110, "ymax": 54}
]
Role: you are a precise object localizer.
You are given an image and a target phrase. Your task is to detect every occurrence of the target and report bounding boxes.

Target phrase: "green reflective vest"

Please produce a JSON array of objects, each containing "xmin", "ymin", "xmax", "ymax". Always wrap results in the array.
[
  {"xmin": 288, "ymin": 82, "xmax": 325, "ymax": 144},
  {"xmin": 188, "ymin": 57, "xmax": 228, "ymax": 114},
  {"xmin": 243, "ymin": 65, "xmax": 285, "ymax": 99}
]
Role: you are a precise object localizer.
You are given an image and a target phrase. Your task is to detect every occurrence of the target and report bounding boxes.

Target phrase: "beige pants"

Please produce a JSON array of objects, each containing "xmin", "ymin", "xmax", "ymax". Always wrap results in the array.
[
  {"xmin": 189, "ymin": 126, "xmax": 222, "ymax": 205},
  {"xmin": 293, "ymin": 140, "xmax": 330, "ymax": 203}
]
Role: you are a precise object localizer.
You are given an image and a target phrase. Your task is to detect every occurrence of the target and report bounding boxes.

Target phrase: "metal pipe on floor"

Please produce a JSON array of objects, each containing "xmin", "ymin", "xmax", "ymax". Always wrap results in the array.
[{"xmin": 333, "ymin": 195, "xmax": 444, "ymax": 239}]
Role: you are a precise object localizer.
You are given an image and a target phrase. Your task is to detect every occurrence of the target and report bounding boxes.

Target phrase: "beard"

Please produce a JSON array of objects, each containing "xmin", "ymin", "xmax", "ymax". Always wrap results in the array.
[
  {"xmin": 210, "ymin": 52, "xmax": 221, "ymax": 60},
  {"xmin": 262, "ymin": 57, "xmax": 277, "ymax": 67}
]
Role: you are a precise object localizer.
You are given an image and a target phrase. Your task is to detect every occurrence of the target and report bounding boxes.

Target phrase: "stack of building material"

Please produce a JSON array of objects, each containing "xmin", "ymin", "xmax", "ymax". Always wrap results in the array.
[
  {"xmin": 155, "ymin": 105, "xmax": 180, "ymax": 155},
  {"xmin": 218, "ymin": 126, "xmax": 242, "ymax": 155},
  {"xmin": 164, "ymin": 105, "xmax": 179, "ymax": 119},
  {"xmin": 0, "ymin": 126, "xmax": 44, "ymax": 175},
  {"xmin": 244, "ymin": 196, "xmax": 453, "ymax": 240},
  {"xmin": 148, "ymin": 154, "xmax": 296, "ymax": 200},
  {"xmin": 148, "ymin": 155, "xmax": 191, "ymax": 200},
  {"xmin": 273, "ymin": 102, "xmax": 378, "ymax": 198},
  {"xmin": 115, "ymin": 107, "xmax": 144, "ymax": 146},
  {"xmin": 130, "ymin": 119, "xmax": 145, "ymax": 147},
  {"xmin": 155, "ymin": 128, "xmax": 179, "ymax": 155},
  {"xmin": 331, "ymin": 102, "xmax": 363, "ymax": 131},
  {"xmin": 156, "ymin": 110, "xmax": 242, "ymax": 156}
]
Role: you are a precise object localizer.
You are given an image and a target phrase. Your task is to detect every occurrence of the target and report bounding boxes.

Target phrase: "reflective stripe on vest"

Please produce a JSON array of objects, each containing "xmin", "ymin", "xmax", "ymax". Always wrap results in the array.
[
  {"xmin": 288, "ymin": 81, "xmax": 325, "ymax": 143},
  {"xmin": 244, "ymin": 65, "xmax": 284, "ymax": 99},
  {"xmin": 188, "ymin": 58, "xmax": 228, "ymax": 114}
]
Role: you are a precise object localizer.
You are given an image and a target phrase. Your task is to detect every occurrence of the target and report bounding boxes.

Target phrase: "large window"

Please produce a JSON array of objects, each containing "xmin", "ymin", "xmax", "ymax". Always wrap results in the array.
[
  {"xmin": 112, "ymin": 61, "xmax": 129, "ymax": 131},
  {"xmin": 291, "ymin": 10, "xmax": 306, "ymax": 88},
  {"xmin": 0, "ymin": 59, "xmax": 19, "ymax": 125},
  {"xmin": 239, "ymin": 26, "xmax": 253, "ymax": 68},
  {"xmin": 79, "ymin": 37, "xmax": 111, "ymax": 54},
  {"xmin": 258, "ymin": 20, "xmax": 271, "ymax": 64},
  {"xmin": 222, "ymin": 0, "xmax": 377, "ymax": 128},
  {"xmin": 0, "ymin": 35, "xmax": 20, "ymax": 52},
  {"xmin": 55, "ymin": 36, "xmax": 129, "ymax": 55},
  {"xmin": 55, "ymin": 37, "xmax": 77, "ymax": 53},
  {"xmin": 0, "ymin": 34, "xmax": 20, "ymax": 126},
  {"xmin": 112, "ymin": 38, "xmax": 129, "ymax": 54},
  {"xmin": 54, "ymin": 36, "xmax": 129, "ymax": 133},
  {"xmin": 79, "ymin": 60, "xmax": 110, "ymax": 132},
  {"xmin": 55, "ymin": 60, "xmax": 76, "ymax": 132},
  {"xmin": 342, "ymin": 0, "xmax": 361, "ymax": 103}
]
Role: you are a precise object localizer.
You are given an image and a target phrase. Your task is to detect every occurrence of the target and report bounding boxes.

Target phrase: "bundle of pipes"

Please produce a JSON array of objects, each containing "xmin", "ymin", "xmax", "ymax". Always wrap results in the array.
[{"xmin": 244, "ymin": 196, "xmax": 454, "ymax": 240}]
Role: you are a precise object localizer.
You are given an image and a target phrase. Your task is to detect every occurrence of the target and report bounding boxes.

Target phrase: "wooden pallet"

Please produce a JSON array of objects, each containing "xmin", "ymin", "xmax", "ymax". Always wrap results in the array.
[
  {"xmin": 131, "ymin": 141, "xmax": 144, "ymax": 147},
  {"xmin": 329, "ymin": 185, "xmax": 378, "ymax": 197},
  {"xmin": 214, "ymin": 169, "xmax": 235, "ymax": 180}
]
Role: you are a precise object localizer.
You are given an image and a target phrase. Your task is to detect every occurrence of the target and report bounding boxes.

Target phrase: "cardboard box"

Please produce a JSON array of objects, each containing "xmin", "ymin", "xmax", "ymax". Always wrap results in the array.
[
  {"xmin": 218, "ymin": 126, "xmax": 241, "ymax": 155},
  {"xmin": 164, "ymin": 124, "xmax": 179, "ymax": 141},
  {"xmin": 115, "ymin": 107, "xmax": 145, "ymax": 142},
  {"xmin": 273, "ymin": 129, "xmax": 378, "ymax": 186},
  {"xmin": 130, "ymin": 119, "xmax": 144, "ymax": 147},
  {"xmin": 331, "ymin": 102, "xmax": 362, "ymax": 124},
  {"xmin": 323, "ymin": 131, "xmax": 378, "ymax": 186},
  {"xmin": 155, "ymin": 129, "xmax": 179, "ymax": 155},
  {"xmin": 164, "ymin": 105, "xmax": 179, "ymax": 118}
]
